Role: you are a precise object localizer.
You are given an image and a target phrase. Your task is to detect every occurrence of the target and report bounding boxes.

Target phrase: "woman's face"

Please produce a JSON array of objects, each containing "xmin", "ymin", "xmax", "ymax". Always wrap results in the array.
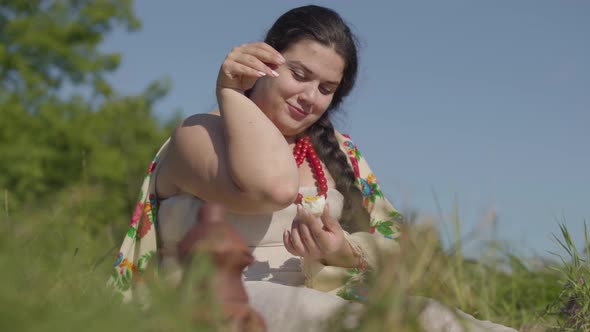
[{"xmin": 250, "ymin": 39, "xmax": 345, "ymax": 139}]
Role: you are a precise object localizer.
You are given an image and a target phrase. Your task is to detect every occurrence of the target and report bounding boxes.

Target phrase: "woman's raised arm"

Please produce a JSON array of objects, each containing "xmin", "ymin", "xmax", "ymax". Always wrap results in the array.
[{"xmin": 157, "ymin": 43, "xmax": 300, "ymax": 214}]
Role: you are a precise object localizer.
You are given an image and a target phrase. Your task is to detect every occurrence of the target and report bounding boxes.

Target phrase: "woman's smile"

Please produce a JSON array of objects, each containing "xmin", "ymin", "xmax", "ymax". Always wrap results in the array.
[
  {"xmin": 249, "ymin": 39, "xmax": 345, "ymax": 137},
  {"xmin": 287, "ymin": 102, "xmax": 309, "ymax": 120}
]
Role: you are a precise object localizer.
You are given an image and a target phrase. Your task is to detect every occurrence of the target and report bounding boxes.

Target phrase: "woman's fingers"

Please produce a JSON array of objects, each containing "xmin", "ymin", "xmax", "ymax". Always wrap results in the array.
[
  {"xmin": 249, "ymin": 42, "xmax": 286, "ymax": 64},
  {"xmin": 227, "ymin": 43, "xmax": 284, "ymax": 76},
  {"xmin": 288, "ymin": 205, "xmax": 347, "ymax": 259},
  {"xmin": 235, "ymin": 44, "xmax": 284, "ymax": 68},
  {"xmin": 297, "ymin": 205, "xmax": 328, "ymax": 240},
  {"xmin": 289, "ymin": 208, "xmax": 324, "ymax": 258},
  {"xmin": 318, "ymin": 204, "xmax": 341, "ymax": 231},
  {"xmin": 217, "ymin": 42, "xmax": 284, "ymax": 92},
  {"xmin": 289, "ymin": 221, "xmax": 307, "ymax": 254},
  {"xmin": 233, "ymin": 54, "xmax": 279, "ymax": 78},
  {"xmin": 284, "ymin": 224, "xmax": 316, "ymax": 257},
  {"xmin": 298, "ymin": 223, "xmax": 321, "ymax": 257},
  {"xmin": 220, "ymin": 61, "xmax": 266, "ymax": 81},
  {"xmin": 283, "ymin": 229, "xmax": 299, "ymax": 256}
]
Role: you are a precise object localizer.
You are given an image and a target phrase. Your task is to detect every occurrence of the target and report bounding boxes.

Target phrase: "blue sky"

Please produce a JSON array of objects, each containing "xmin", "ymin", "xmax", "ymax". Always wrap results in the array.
[{"xmin": 102, "ymin": 1, "xmax": 589, "ymax": 257}]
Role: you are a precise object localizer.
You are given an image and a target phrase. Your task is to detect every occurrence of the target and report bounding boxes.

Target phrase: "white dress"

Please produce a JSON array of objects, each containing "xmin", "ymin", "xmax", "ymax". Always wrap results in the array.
[{"xmin": 157, "ymin": 188, "xmax": 518, "ymax": 332}]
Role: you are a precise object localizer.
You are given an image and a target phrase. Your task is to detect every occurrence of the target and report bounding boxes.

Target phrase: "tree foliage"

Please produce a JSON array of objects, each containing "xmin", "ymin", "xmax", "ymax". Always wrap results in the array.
[{"xmin": 0, "ymin": 0, "xmax": 173, "ymax": 229}]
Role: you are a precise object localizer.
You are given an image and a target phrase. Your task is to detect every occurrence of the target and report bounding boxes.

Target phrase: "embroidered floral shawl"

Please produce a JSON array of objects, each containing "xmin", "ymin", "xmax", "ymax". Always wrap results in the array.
[{"xmin": 108, "ymin": 131, "xmax": 402, "ymax": 302}]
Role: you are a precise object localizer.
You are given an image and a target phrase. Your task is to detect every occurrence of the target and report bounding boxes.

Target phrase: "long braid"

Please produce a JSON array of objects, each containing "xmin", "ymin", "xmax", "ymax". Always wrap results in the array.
[
  {"xmin": 260, "ymin": 6, "xmax": 365, "ymax": 229},
  {"xmin": 307, "ymin": 113, "xmax": 369, "ymax": 232}
]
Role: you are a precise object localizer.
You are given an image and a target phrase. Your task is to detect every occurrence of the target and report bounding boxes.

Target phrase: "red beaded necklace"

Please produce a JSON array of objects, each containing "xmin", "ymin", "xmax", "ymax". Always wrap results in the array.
[{"xmin": 292, "ymin": 135, "xmax": 328, "ymax": 204}]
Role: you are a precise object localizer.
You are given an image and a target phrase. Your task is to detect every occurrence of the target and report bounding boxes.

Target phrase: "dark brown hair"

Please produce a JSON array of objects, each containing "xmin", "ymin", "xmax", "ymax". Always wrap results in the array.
[{"xmin": 264, "ymin": 5, "xmax": 369, "ymax": 231}]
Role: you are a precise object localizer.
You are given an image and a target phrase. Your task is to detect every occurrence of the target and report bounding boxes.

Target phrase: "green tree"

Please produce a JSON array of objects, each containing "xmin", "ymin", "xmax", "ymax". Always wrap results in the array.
[{"xmin": 0, "ymin": 0, "xmax": 173, "ymax": 230}]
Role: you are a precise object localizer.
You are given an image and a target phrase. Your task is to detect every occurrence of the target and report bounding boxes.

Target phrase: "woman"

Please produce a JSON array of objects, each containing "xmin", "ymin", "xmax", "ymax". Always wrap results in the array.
[{"xmin": 110, "ymin": 5, "xmax": 517, "ymax": 332}]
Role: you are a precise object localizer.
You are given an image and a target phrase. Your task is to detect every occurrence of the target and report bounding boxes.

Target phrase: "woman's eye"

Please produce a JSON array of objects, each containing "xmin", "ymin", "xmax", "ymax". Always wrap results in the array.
[
  {"xmin": 292, "ymin": 71, "xmax": 305, "ymax": 81},
  {"xmin": 319, "ymin": 86, "xmax": 333, "ymax": 95}
]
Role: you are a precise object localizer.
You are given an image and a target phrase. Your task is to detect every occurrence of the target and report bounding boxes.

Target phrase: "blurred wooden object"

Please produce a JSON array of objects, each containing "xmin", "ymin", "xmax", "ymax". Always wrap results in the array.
[{"xmin": 178, "ymin": 203, "xmax": 267, "ymax": 332}]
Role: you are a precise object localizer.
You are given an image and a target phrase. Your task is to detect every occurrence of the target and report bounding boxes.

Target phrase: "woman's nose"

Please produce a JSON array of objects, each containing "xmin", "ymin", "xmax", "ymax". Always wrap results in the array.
[{"xmin": 298, "ymin": 83, "xmax": 318, "ymax": 106}]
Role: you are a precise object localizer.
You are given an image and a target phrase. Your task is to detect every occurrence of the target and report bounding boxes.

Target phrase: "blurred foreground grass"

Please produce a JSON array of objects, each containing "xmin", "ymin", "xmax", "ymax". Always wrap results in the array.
[
  {"xmin": 1, "ymin": 1, "xmax": 586, "ymax": 329},
  {"xmin": 0, "ymin": 189, "xmax": 585, "ymax": 331}
]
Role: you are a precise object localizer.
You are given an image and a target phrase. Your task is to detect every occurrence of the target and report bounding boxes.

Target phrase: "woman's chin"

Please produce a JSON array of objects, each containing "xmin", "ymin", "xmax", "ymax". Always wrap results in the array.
[
  {"xmin": 278, "ymin": 128, "xmax": 303, "ymax": 139},
  {"xmin": 272, "ymin": 118, "xmax": 307, "ymax": 137}
]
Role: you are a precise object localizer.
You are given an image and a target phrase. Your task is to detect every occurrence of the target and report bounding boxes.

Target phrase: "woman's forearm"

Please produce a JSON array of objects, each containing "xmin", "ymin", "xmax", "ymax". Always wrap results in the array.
[{"xmin": 216, "ymin": 88, "xmax": 299, "ymax": 204}]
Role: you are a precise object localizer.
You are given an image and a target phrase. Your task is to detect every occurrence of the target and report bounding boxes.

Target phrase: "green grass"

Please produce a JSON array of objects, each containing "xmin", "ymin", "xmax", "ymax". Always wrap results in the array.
[{"xmin": 0, "ymin": 190, "xmax": 584, "ymax": 331}]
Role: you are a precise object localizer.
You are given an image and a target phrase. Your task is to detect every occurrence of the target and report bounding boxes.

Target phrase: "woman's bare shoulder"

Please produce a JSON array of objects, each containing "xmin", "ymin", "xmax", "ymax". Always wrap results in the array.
[
  {"xmin": 173, "ymin": 111, "xmax": 224, "ymax": 148},
  {"xmin": 178, "ymin": 110, "xmax": 220, "ymax": 130},
  {"xmin": 156, "ymin": 111, "xmax": 223, "ymax": 198}
]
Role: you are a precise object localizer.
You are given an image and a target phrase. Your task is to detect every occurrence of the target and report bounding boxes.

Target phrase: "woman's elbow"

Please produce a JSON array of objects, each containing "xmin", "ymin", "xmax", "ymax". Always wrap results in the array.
[
  {"xmin": 265, "ymin": 181, "xmax": 299, "ymax": 209},
  {"xmin": 248, "ymin": 175, "xmax": 298, "ymax": 211}
]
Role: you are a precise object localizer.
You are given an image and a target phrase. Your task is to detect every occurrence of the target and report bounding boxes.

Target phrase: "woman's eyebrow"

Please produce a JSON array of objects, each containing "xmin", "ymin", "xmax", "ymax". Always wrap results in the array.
[{"xmin": 287, "ymin": 60, "xmax": 340, "ymax": 86}]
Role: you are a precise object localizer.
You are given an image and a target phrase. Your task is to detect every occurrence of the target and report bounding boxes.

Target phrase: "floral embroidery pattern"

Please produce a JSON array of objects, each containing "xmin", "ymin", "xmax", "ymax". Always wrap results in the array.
[
  {"xmin": 138, "ymin": 214, "xmax": 152, "ymax": 239},
  {"xmin": 108, "ymin": 148, "xmax": 165, "ymax": 300},
  {"xmin": 113, "ymin": 252, "xmax": 123, "ymax": 266},
  {"xmin": 342, "ymin": 135, "xmax": 361, "ymax": 178},
  {"xmin": 368, "ymin": 211, "xmax": 403, "ymax": 238},
  {"xmin": 137, "ymin": 251, "xmax": 154, "ymax": 273},
  {"xmin": 130, "ymin": 202, "xmax": 143, "ymax": 228},
  {"xmin": 337, "ymin": 269, "xmax": 369, "ymax": 302},
  {"xmin": 112, "ymin": 258, "xmax": 136, "ymax": 291},
  {"xmin": 109, "ymin": 134, "xmax": 403, "ymax": 303},
  {"xmin": 360, "ymin": 173, "xmax": 384, "ymax": 207},
  {"xmin": 334, "ymin": 133, "xmax": 403, "ymax": 301}
]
